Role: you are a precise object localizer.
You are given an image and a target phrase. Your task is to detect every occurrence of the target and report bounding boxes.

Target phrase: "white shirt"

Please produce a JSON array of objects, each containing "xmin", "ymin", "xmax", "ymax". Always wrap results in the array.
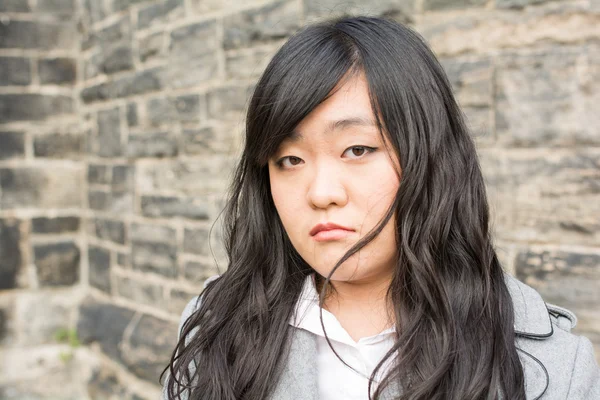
[{"xmin": 288, "ymin": 274, "xmax": 397, "ymax": 400}]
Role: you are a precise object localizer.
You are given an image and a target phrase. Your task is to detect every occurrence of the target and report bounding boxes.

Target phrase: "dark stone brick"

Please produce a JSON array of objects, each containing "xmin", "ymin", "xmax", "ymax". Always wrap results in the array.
[
  {"xmin": 115, "ymin": 276, "xmax": 164, "ymax": 307},
  {"xmin": 127, "ymin": 131, "xmax": 177, "ymax": 158},
  {"xmin": 88, "ymin": 164, "xmax": 111, "ymax": 185},
  {"xmin": 36, "ymin": 0, "xmax": 77, "ymax": 14},
  {"xmin": 0, "ymin": 308, "xmax": 5, "ymax": 341},
  {"xmin": 0, "ymin": 93, "xmax": 74, "ymax": 122},
  {"xmin": 35, "ymin": 241, "xmax": 80, "ymax": 287},
  {"xmin": 223, "ymin": 0, "xmax": 300, "ymax": 50},
  {"xmin": 122, "ymin": 314, "xmax": 178, "ymax": 382},
  {"xmin": 112, "ymin": 0, "xmax": 148, "ymax": 12},
  {"xmin": 116, "ymin": 252, "xmax": 130, "ymax": 267},
  {"xmin": 0, "ymin": 0, "xmax": 31, "ymax": 12},
  {"xmin": 0, "ymin": 57, "xmax": 31, "ymax": 86},
  {"xmin": 31, "ymin": 216, "xmax": 80, "ymax": 234},
  {"xmin": 88, "ymin": 190, "xmax": 133, "ymax": 213},
  {"xmin": 38, "ymin": 58, "xmax": 76, "ymax": 85},
  {"xmin": 101, "ymin": 46, "xmax": 135, "ymax": 75},
  {"xmin": 496, "ymin": 0, "xmax": 551, "ymax": 8},
  {"xmin": 97, "ymin": 107, "xmax": 123, "ymax": 157},
  {"xmin": 0, "ymin": 131, "xmax": 25, "ymax": 160},
  {"xmin": 423, "ymin": 0, "xmax": 487, "ymax": 10},
  {"xmin": 183, "ymin": 227, "xmax": 209, "ymax": 255},
  {"xmin": 77, "ymin": 296, "xmax": 135, "ymax": 362},
  {"xmin": 146, "ymin": 97, "xmax": 170, "ymax": 126},
  {"xmin": 88, "ymin": 245, "xmax": 111, "ymax": 293},
  {"xmin": 87, "ymin": 368, "xmax": 128, "ymax": 400},
  {"xmin": 0, "ymin": 19, "xmax": 76, "ymax": 50},
  {"xmin": 141, "ymin": 195, "xmax": 210, "ymax": 220},
  {"xmin": 112, "ymin": 165, "xmax": 134, "ymax": 190},
  {"xmin": 126, "ymin": 102, "xmax": 138, "ymax": 127},
  {"xmin": 83, "ymin": 0, "xmax": 107, "ymax": 24},
  {"xmin": 137, "ymin": 0, "xmax": 184, "ymax": 29},
  {"xmin": 81, "ymin": 67, "xmax": 164, "ymax": 103},
  {"xmin": 33, "ymin": 132, "xmax": 84, "ymax": 158},
  {"xmin": 139, "ymin": 32, "xmax": 164, "ymax": 62},
  {"xmin": 93, "ymin": 218, "xmax": 126, "ymax": 245},
  {"xmin": 146, "ymin": 94, "xmax": 203, "ymax": 125},
  {"xmin": 88, "ymin": 190, "xmax": 111, "ymax": 210},
  {"xmin": 131, "ymin": 241, "xmax": 178, "ymax": 278},
  {"xmin": 0, "ymin": 219, "xmax": 21, "ymax": 290},
  {"xmin": 0, "ymin": 167, "xmax": 81, "ymax": 209}
]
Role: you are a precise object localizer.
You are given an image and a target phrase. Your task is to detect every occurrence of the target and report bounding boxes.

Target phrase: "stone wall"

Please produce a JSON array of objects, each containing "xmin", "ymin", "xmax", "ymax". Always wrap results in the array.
[{"xmin": 0, "ymin": 0, "xmax": 598, "ymax": 398}]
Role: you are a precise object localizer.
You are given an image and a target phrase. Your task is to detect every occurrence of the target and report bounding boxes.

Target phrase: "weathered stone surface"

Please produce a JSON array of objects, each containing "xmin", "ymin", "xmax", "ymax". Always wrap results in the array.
[
  {"xmin": 77, "ymin": 296, "xmax": 135, "ymax": 362},
  {"xmin": 88, "ymin": 190, "xmax": 133, "ymax": 213},
  {"xmin": 146, "ymin": 94, "xmax": 204, "ymax": 126},
  {"xmin": 115, "ymin": 276, "xmax": 164, "ymax": 307},
  {"xmin": 130, "ymin": 223, "xmax": 176, "ymax": 245},
  {"xmin": 127, "ymin": 131, "xmax": 178, "ymax": 158},
  {"xmin": 112, "ymin": 0, "xmax": 149, "ymax": 11},
  {"xmin": 141, "ymin": 195, "xmax": 210, "ymax": 220},
  {"xmin": 183, "ymin": 260, "xmax": 217, "ymax": 282},
  {"xmin": 36, "ymin": 0, "xmax": 77, "ymax": 14},
  {"xmin": 35, "ymin": 241, "xmax": 80, "ymax": 287},
  {"xmin": 207, "ymin": 84, "xmax": 253, "ymax": 120},
  {"xmin": 0, "ymin": 57, "xmax": 31, "ymax": 86},
  {"xmin": 84, "ymin": 15, "xmax": 131, "ymax": 51},
  {"xmin": 168, "ymin": 287, "xmax": 200, "ymax": 313},
  {"xmin": 496, "ymin": 0, "xmax": 552, "ymax": 8},
  {"xmin": 304, "ymin": 0, "xmax": 414, "ymax": 22},
  {"xmin": 137, "ymin": 0, "xmax": 184, "ymax": 29},
  {"xmin": 495, "ymin": 45, "xmax": 600, "ymax": 147},
  {"xmin": 88, "ymin": 245, "xmax": 111, "ymax": 293},
  {"xmin": 183, "ymin": 227, "xmax": 210, "ymax": 255},
  {"xmin": 0, "ymin": 131, "xmax": 25, "ymax": 160},
  {"xmin": 223, "ymin": 0, "xmax": 301, "ymax": 50},
  {"xmin": 0, "ymin": 0, "xmax": 31, "ymax": 11},
  {"xmin": 131, "ymin": 241, "xmax": 178, "ymax": 278},
  {"xmin": 126, "ymin": 102, "xmax": 138, "ymax": 127},
  {"xmin": 83, "ymin": 0, "xmax": 107, "ymax": 24},
  {"xmin": 15, "ymin": 293, "xmax": 72, "ymax": 344},
  {"xmin": 116, "ymin": 252, "xmax": 130, "ymax": 268},
  {"xmin": 225, "ymin": 47, "xmax": 276, "ymax": 79},
  {"xmin": 97, "ymin": 107, "xmax": 123, "ymax": 157},
  {"xmin": 0, "ymin": 219, "xmax": 21, "ymax": 290},
  {"xmin": 139, "ymin": 31, "xmax": 164, "ymax": 63},
  {"xmin": 121, "ymin": 313, "xmax": 178, "ymax": 382},
  {"xmin": 112, "ymin": 165, "xmax": 134, "ymax": 190},
  {"xmin": 87, "ymin": 367, "xmax": 128, "ymax": 399},
  {"xmin": 100, "ymin": 45, "xmax": 135, "ymax": 75},
  {"xmin": 0, "ymin": 94, "xmax": 74, "ymax": 122},
  {"xmin": 0, "ymin": 166, "xmax": 82, "ymax": 209},
  {"xmin": 92, "ymin": 218, "xmax": 126, "ymax": 245},
  {"xmin": 423, "ymin": 0, "xmax": 486, "ymax": 10},
  {"xmin": 38, "ymin": 58, "xmax": 76, "ymax": 84},
  {"xmin": 88, "ymin": 164, "xmax": 111, "ymax": 185},
  {"xmin": 33, "ymin": 132, "xmax": 84, "ymax": 158},
  {"xmin": 0, "ymin": 19, "xmax": 76, "ymax": 50},
  {"xmin": 81, "ymin": 67, "xmax": 164, "ymax": 103},
  {"xmin": 31, "ymin": 216, "xmax": 80, "ymax": 234}
]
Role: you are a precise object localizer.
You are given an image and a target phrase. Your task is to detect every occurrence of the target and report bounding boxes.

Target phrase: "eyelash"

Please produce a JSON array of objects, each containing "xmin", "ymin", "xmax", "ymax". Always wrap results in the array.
[{"xmin": 275, "ymin": 146, "xmax": 378, "ymax": 170}]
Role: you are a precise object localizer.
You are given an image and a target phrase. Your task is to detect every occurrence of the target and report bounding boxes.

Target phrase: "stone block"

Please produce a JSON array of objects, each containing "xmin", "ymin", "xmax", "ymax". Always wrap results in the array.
[
  {"xmin": 496, "ymin": 0, "xmax": 552, "ymax": 8},
  {"xmin": 0, "ymin": 0, "xmax": 31, "ymax": 11},
  {"xmin": 31, "ymin": 216, "xmax": 80, "ymax": 234},
  {"xmin": 183, "ymin": 226, "xmax": 210, "ymax": 256},
  {"xmin": 38, "ymin": 58, "xmax": 76, "ymax": 84},
  {"xmin": 183, "ymin": 260, "xmax": 217, "ymax": 282},
  {"xmin": 81, "ymin": 67, "xmax": 164, "ymax": 103},
  {"xmin": 83, "ymin": 0, "xmax": 107, "ymax": 24},
  {"xmin": 0, "ymin": 131, "xmax": 25, "ymax": 160},
  {"xmin": 423, "ymin": 0, "xmax": 486, "ymax": 10},
  {"xmin": 182, "ymin": 123, "xmax": 240, "ymax": 156},
  {"xmin": 36, "ymin": 0, "xmax": 77, "ymax": 15},
  {"xmin": 33, "ymin": 132, "xmax": 84, "ymax": 158},
  {"xmin": 121, "ymin": 313, "xmax": 178, "ymax": 382},
  {"xmin": 225, "ymin": 47, "xmax": 276, "ymax": 79},
  {"xmin": 87, "ymin": 368, "xmax": 128, "ymax": 399},
  {"xmin": 116, "ymin": 252, "xmax": 130, "ymax": 268},
  {"xmin": 97, "ymin": 107, "xmax": 123, "ymax": 157},
  {"xmin": 139, "ymin": 31, "xmax": 165, "ymax": 62},
  {"xmin": 88, "ymin": 164, "xmax": 111, "ymax": 185},
  {"xmin": 304, "ymin": 0, "xmax": 414, "ymax": 22},
  {"xmin": 146, "ymin": 95, "xmax": 203, "ymax": 126},
  {"xmin": 0, "ymin": 166, "xmax": 82, "ymax": 209},
  {"xmin": 0, "ymin": 218, "xmax": 22, "ymax": 290},
  {"xmin": 15, "ymin": 292, "xmax": 72, "ymax": 344},
  {"xmin": 92, "ymin": 218, "xmax": 126, "ymax": 245},
  {"xmin": 85, "ymin": 15, "xmax": 131, "ymax": 51},
  {"xmin": 112, "ymin": 165, "xmax": 134, "ymax": 190},
  {"xmin": 0, "ymin": 57, "xmax": 31, "ymax": 86},
  {"xmin": 207, "ymin": 84, "xmax": 253, "ymax": 120},
  {"xmin": 141, "ymin": 195, "xmax": 210, "ymax": 220},
  {"xmin": 88, "ymin": 245, "xmax": 111, "ymax": 293},
  {"xmin": 0, "ymin": 19, "xmax": 76, "ymax": 50},
  {"xmin": 112, "ymin": 0, "xmax": 148, "ymax": 11},
  {"xmin": 130, "ymin": 222, "xmax": 176, "ymax": 245},
  {"xmin": 131, "ymin": 241, "xmax": 178, "ymax": 278},
  {"xmin": 137, "ymin": 0, "xmax": 184, "ymax": 29},
  {"xmin": 115, "ymin": 276, "xmax": 164, "ymax": 307},
  {"xmin": 0, "ymin": 93, "xmax": 74, "ymax": 122},
  {"xmin": 127, "ymin": 131, "xmax": 178, "ymax": 158},
  {"xmin": 88, "ymin": 190, "xmax": 133, "ymax": 213},
  {"xmin": 127, "ymin": 102, "xmax": 139, "ymax": 127},
  {"xmin": 100, "ymin": 45, "xmax": 135, "ymax": 75},
  {"xmin": 223, "ymin": 0, "xmax": 301, "ymax": 50},
  {"xmin": 77, "ymin": 296, "xmax": 135, "ymax": 362},
  {"xmin": 35, "ymin": 241, "xmax": 80, "ymax": 287}
]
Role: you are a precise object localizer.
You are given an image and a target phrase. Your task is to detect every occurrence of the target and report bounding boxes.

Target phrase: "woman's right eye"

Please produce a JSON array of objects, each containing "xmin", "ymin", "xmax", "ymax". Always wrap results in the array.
[{"xmin": 276, "ymin": 156, "xmax": 303, "ymax": 169}]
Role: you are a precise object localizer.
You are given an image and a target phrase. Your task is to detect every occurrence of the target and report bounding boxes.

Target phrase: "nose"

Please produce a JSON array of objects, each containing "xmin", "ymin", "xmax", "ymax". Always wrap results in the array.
[{"xmin": 306, "ymin": 160, "xmax": 348, "ymax": 209}]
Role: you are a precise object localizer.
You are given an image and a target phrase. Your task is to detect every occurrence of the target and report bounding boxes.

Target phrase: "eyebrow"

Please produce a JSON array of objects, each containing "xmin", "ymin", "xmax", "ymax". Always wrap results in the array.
[{"xmin": 286, "ymin": 116, "xmax": 377, "ymax": 142}]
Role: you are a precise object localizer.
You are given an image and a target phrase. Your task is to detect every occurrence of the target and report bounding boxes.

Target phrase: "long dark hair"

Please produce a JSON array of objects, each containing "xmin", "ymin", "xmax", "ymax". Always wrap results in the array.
[{"xmin": 161, "ymin": 15, "xmax": 526, "ymax": 400}]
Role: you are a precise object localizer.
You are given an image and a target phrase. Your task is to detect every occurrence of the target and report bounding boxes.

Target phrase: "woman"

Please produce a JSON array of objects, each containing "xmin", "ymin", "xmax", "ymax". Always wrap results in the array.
[{"xmin": 161, "ymin": 16, "xmax": 600, "ymax": 399}]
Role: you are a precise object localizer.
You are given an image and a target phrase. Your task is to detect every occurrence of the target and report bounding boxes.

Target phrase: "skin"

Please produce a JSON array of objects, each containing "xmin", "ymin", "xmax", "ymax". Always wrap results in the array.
[{"xmin": 268, "ymin": 71, "xmax": 402, "ymax": 341}]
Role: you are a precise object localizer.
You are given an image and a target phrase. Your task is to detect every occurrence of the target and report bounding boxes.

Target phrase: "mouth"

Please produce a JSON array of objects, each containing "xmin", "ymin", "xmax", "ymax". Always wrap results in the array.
[{"xmin": 310, "ymin": 222, "xmax": 355, "ymax": 242}]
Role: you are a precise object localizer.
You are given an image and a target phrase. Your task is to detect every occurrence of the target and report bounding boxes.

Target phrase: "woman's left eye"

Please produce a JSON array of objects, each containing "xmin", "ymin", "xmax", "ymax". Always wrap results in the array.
[{"xmin": 343, "ymin": 146, "xmax": 378, "ymax": 158}]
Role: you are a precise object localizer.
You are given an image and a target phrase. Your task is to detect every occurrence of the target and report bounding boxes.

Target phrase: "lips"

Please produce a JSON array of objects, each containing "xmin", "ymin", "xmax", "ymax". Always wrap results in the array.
[{"xmin": 310, "ymin": 222, "xmax": 354, "ymax": 236}]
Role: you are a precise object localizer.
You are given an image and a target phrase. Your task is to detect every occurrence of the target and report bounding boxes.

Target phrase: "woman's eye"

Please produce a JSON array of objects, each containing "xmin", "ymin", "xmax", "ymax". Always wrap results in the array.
[
  {"xmin": 277, "ymin": 156, "xmax": 303, "ymax": 169},
  {"xmin": 343, "ymin": 146, "xmax": 377, "ymax": 158}
]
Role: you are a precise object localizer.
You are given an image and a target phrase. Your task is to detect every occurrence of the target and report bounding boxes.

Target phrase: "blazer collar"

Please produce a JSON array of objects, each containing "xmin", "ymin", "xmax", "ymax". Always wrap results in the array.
[{"xmin": 503, "ymin": 272, "xmax": 553, "ymax": 338}]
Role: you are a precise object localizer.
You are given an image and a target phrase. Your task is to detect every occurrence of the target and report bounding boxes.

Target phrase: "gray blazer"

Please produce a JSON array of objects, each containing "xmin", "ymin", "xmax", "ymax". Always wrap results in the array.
[{"xmin": 162, "ymin": 274, "xmax": 600, "ymax": 399}]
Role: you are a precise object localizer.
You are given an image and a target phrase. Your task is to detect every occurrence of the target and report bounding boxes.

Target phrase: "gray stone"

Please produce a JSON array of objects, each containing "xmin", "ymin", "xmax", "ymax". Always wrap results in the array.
[
  {"xmin": 0, "ymin": 131, "xmax": 25, "ymax": 160},
  {"xmin": 81, "ymin": 67, "xmax": 164, "ymax": 103},
  {"xmin": 122, "ymin": 314, "xmax": 178, "ymax": 382},
  {"xmin": 97, "ymin": 107, "xmax": 123, "ymax": 157},
  {"xmin": 127, "ymin": 131, "xmax": 177, "ymax": 158},
  {"xmin": 36, "ymin": 0, "xmax": 77, "ymax": 14},
  {"xmin": 101, "ymin": 45, "xmax": 135, "ymax": 75},
  {"xmin": 112, "ymin": 165, "xmax": 134, "ymax": 190},
  {"xmin": 223, "ymin": 0, "xmax": 301, "ymax": 50},
  {"xmin": 16, "ymin": 293, "xmax": 71, "ymax": 344},
  {"xmin": 0, "ymin": 0, "xmax": 31, "ymax": 11},
  {"xmin": 93, "ymin": 218, "xmax": 126, "ymax": 245},
  {"xmin": 183, "ymin": 227, "xmax": 210, "ymax": 255},
  {"xmin": 207, "ymin": 84, "xmax": 253, "ymax": 120},
  {"xmin": 112, "ymin": 0, "xmax": 148, "ymax": 11},
  {"xmin": 34, "ymin": 241, "xmax": 80, "ymax": 287},
  {"xmin": 0, "ymin": 166, "xmax": 82, "ymax": 209},
  {"xmin": 130, "ymin": 223, "xmax": 176, "ymax": 245},
  {"xmin": 88, "ymin": 245, "xmax": 111, "ymax": 293},
  {"xmin": 137, "ymin": 0, "xmax": 184, "ymax": 29},
  {"xmin": 304, "ymin": 0, "xmax": 414, "ymax": 22},
  {"xmin": 88, "ymin": 164, "xmax": 111, "ymax": 185},
  {"xmin": 126, "ymin": 102, "xmax": 138, "ymax": 127},
  {"xmin": 0, "ymin": 57, "xmax": 31, "ymax": 86},
  {"xmin": 83, "ymin": 0, "xmax": 107, "ymax": 24},
  {"xmin": 77, "ymin": 296, "xmax": 135, "ymax": 362},
  {"xmin": 183, "ymin": 260, "xmax": 217, "ymax": 282},
  {"xmin": 33, "ymin": 132, "xmax": 84, "ymax": 158},
  {"xmin": 115, "ymin": 276, "xmax": 164, "ymax": 307},
  {"xmin": 146, "ymin": 95, "xmax": 203, "ymax": 125},
  {"xmin": 88, "ymin": 190, "xmax": 133, "ymax": 213},
  {"xmin": 116, "ymin": 252, "xmax": 130, "ymax": 268},
  {"xmin": 131, "ymin": 241, "xmax": 178, "ymax": 278},
  {"xmin": 141, "ymin": 195, "xmax": 210, "ymax": 220},
  {"xmin": 87, "ymin": 368, "xmax": 128, "ymax": 400},
  {"xmin": 225, "ymin": 47, "xmax": 276, "ymax": 79},
  {"xmin": 31, "ymin": 216, "xmax": 80, "ymax": 234},
  {"xmin": 0, "ymin": 219, "xmax": 21, "ymax": 290},
  {"xmin": 0, "ymin": 19, "xmax": 76, "ymax": 50},
  {"xmin": 85, "ymin": 15, "xmax": 131, "ymax": 51},
  {"xmin": 38, "ymin": 58, "xmax": 76, "ymax": 84},
  {"xmin": 0, "ymin": 93, "xmax": 74, "ymax": 122},
  {"xmin": 423, "ymin": 0, "xmax": 487, "ymax": 10},
  {"xmin": 496, "ymin": 0, "xmax": 552, "ymax": 8},
  {"xmin": 139, "ymin": 31, "xmax": 164, "ymax": 63},
  {"xmin": 88, "ymin": 190, "xmax": 110, "ymax": 210}
]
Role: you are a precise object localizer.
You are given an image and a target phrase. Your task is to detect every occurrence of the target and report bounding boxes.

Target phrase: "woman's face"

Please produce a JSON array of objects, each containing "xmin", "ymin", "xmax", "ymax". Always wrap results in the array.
[{"xmin": 268, "ymin": 72, "xmax": 402, "ymax": 284}]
